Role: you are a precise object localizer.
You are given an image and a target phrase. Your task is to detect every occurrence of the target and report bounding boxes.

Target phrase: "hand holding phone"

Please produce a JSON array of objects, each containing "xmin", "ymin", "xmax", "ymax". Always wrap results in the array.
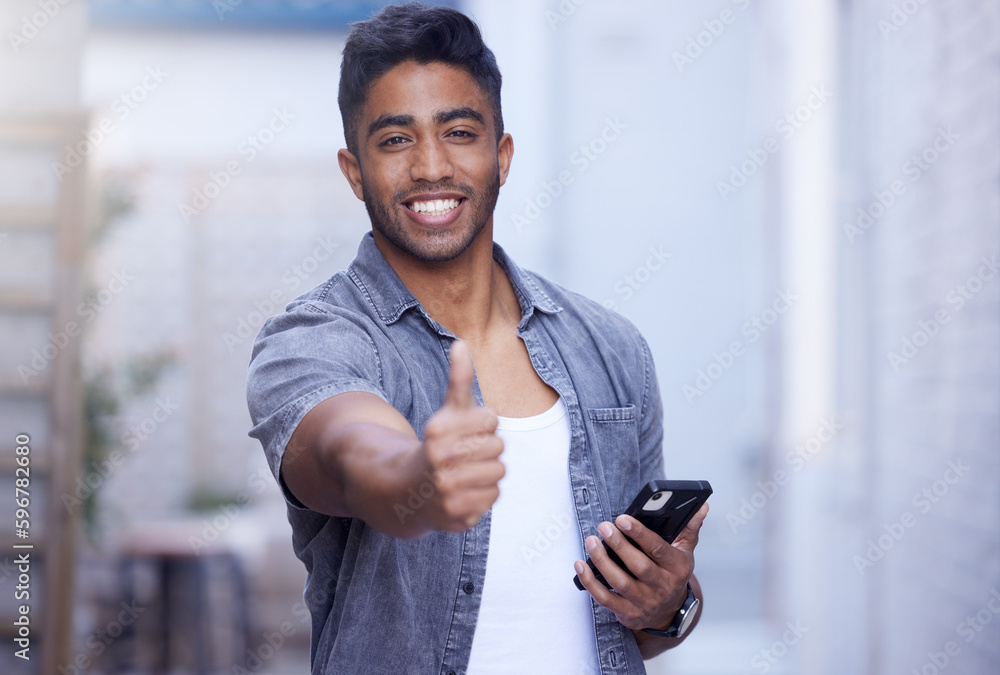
[{"xmin": 574, "ymin": 480, "xmax": 712, "ymax": 591}]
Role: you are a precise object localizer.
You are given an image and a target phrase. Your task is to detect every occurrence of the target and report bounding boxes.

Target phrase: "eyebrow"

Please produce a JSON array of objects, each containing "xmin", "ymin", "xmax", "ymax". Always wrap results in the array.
[
  {"xmin": 366, "ymin": 107, "xmax": 487, "ymax": 140},
  {"xmin": 434, "ymin": 106, "xmax": 486, "ymax": 127},
  {"xmin": 367, "ymin": 113, "xmax": 415, "ymax": 139}
]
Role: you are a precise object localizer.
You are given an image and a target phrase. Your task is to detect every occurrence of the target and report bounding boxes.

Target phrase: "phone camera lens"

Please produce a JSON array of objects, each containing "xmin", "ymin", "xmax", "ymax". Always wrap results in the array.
[{"xmin": 651, "ymin": 492, "xmax": 663, "ymax": 501}]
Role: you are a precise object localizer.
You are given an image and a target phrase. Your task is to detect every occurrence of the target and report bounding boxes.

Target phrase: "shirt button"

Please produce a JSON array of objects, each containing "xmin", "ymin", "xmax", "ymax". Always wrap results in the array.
[
  {"xmin": 447, "ymin": 671, "xmax": 457, "ymax": 675},
  {"xmin": 463, "ymin": 582, "xmax": 475, "ymax": 594}
]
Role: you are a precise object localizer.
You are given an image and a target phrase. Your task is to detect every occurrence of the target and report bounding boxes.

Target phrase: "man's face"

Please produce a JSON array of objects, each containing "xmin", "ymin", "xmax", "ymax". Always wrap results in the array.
[{"xmin": 339, "ymin": 60, "xmax": 512, "ymax": 263}]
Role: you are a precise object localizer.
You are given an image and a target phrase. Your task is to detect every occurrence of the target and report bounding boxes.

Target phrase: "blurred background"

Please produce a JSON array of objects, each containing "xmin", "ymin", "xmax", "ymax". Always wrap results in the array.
[{"xmin": 0, "ymin": 0, "xmax": 997, "ymax": 673}]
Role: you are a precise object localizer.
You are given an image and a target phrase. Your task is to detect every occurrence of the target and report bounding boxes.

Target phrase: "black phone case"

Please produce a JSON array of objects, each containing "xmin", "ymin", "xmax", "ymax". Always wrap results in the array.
[{"xmin": 574, "ymin": 480, "xmax": 712, "ymax": 591}]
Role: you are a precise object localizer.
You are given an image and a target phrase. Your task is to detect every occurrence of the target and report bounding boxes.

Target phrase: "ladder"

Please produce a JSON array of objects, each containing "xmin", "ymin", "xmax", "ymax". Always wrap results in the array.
[{"xmin": 0, "ymin": 115, "xmax": 86, "ymax": 675}]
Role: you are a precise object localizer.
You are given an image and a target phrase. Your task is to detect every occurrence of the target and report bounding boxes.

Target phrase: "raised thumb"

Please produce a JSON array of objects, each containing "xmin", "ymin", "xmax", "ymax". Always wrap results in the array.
[{"xmin": 444, "ymin": 339, "xmax": 475, "ymax": 409}]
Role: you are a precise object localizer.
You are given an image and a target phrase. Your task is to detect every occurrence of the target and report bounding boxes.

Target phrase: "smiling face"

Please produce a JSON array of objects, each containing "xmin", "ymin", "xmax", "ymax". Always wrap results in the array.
[{"xmin": 338, "ymin": 60, "xmax": 512, "ymax": 263}]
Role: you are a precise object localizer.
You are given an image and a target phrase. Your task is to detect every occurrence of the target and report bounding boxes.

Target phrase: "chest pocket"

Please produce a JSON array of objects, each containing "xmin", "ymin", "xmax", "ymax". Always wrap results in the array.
[{"xmin": 586, "ymin": 405, "xmax": 640, "ymax": 514}]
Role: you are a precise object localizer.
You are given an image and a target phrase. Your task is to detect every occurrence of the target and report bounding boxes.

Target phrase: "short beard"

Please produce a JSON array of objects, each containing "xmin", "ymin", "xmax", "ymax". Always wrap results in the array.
[{"xmin": 360, "ymin": 168, "xmax": 501, "ymax": 263}]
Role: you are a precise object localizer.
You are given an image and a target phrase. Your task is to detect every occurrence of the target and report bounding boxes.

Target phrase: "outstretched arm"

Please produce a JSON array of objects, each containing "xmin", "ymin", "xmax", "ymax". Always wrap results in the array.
[{"xmin": 280, "ymin": 340, "xmax": 506, "ymax": 538}]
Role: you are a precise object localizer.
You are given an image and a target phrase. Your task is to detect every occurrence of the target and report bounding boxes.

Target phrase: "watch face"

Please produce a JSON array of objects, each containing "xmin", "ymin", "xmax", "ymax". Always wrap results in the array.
[{"xmin": 678, "ymin": 598, "xmax": 700, "ymax": 637}]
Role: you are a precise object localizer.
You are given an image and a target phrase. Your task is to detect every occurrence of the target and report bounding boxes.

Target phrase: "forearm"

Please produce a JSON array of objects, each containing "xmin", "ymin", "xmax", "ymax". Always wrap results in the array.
[
  {"xmin": 633, "ymin": 574, "xmax": 703, "ymax": 660},
  {"xmin": 329, "ymin": 422, "xmax": 436, "ymax": 538},
  {"xmin": 284, "ymin": 420, "xmax": 433, "ymax": 538}
]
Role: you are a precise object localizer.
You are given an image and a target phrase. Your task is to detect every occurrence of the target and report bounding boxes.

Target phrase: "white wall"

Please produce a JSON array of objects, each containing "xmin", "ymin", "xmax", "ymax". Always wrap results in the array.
[{"xmin": 829, "ymin": 1, "xmax": 1000, "ymax": 673}]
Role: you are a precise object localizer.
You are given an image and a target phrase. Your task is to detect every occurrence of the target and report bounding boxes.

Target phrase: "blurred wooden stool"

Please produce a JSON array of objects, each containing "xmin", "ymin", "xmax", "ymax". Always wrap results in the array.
[{"xmin": 113, "ymin": 526, "xmax": 249, "ymax": 673}]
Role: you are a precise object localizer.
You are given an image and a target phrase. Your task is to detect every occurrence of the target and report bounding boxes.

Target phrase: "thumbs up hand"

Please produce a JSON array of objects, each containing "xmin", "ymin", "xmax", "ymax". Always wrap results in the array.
[{"xmin": 417, "ymin": 340, "xmax": 505, "ymax": 532}]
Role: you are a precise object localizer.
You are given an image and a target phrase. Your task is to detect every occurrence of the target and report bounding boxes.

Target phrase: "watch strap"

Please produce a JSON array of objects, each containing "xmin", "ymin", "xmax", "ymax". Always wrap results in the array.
[{"xmin": 641, "ymin": 582, "xmax": 697, "ymax": 638}]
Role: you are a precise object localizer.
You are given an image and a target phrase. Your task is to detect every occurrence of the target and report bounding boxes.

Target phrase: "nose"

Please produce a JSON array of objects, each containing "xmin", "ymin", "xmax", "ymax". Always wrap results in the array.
[{"xmin": 409, "ymin": 136, "xmax": 454, "ymax": 184}]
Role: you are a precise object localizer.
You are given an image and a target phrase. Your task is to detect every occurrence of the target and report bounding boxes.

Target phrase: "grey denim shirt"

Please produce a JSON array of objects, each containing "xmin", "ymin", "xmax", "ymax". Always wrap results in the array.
[{"xmin": 247, "ymin": 232, "xmax": 666, "ymax": 675}]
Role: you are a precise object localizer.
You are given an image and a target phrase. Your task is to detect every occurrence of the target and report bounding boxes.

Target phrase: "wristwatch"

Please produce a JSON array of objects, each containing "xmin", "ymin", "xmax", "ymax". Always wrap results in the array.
[{"xmin": 641, "ymin": 582, "xmax": 699, "ymax": 638}]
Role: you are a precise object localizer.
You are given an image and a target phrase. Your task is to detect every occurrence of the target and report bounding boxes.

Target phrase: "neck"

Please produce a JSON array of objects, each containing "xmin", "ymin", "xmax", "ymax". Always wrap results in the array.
[{"xmin": 372, "ymin": 224, "xmax": 520, "ymax": 342}]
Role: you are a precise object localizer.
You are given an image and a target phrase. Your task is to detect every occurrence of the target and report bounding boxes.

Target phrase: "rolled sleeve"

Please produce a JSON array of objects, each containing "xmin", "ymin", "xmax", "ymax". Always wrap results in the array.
[{"xmin": 246, "ymin": 301, "xmax": 386, "ymax": 506}]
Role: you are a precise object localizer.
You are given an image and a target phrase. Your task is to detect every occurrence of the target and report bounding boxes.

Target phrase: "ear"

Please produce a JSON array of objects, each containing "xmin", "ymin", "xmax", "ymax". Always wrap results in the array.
[
  {"xmin": 496, "ymin": 133, "xmax": 513, "ymax": 188},
  {"xmin": 338, "ymin": 148, "xmax": 366, "ymax": 201}
]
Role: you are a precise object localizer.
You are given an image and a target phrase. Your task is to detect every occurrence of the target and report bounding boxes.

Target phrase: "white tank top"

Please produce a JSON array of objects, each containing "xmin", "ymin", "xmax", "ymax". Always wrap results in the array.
[{"xmin": 466, "ymin": 397, "xmax": 601, "ymax": 674}]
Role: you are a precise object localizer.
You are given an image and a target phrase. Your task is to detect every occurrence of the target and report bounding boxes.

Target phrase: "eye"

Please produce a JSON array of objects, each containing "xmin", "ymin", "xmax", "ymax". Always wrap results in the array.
[
  {"xmin": 380, "ymin": 135, "xmax": 409, "ymax": 147},
  {"xmin": 448, "ymin": 129, "xmax": 476, "ymax": 139}
]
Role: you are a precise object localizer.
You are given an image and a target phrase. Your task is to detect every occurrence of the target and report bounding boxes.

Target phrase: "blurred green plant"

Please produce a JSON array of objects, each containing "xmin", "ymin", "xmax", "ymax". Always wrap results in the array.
[
  {"xmin": 81, "ymin": 351, "xmax": 175, "ymax": 542},
  {"xmin": 86, "ymin": 171, "xmax": 136, "ymax": 245},
  {"xmin": 187, "ymin": 490, "xmax": 244, "ymax": 514},
  {"xmin": 78, "ymin": 170, "xmax": 177, "ymax": 543}
]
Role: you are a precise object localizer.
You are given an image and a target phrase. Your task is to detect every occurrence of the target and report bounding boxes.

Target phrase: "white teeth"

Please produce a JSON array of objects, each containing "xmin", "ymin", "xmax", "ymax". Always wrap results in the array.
[{"xmin": 410, "ymin": 198, "xmax": 460, "ymax": 216}]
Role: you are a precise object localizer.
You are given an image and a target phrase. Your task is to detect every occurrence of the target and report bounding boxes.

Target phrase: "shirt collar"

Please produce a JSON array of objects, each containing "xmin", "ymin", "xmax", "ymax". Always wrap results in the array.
[{"xmin": 347, "ymin": 231, "xmax": 562, "ymax": 329}]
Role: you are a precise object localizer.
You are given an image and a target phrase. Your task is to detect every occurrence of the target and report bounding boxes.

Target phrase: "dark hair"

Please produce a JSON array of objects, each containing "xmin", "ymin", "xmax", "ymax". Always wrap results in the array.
[{"xmin": 338, "ymin": 3, "xmax": 504, "ymax": 155}]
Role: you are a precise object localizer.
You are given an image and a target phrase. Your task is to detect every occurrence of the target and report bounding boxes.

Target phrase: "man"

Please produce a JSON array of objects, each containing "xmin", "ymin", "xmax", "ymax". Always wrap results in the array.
[{"xmin": 247, "ymin": 4, "xmax": 707, "ymax": 673}]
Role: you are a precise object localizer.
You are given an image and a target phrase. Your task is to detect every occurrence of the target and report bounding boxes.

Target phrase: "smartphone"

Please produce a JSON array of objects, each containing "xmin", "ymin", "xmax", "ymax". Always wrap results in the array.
[{"xmin": 574, "ymin": 480, "xmax": 712, "ymax": 591}]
